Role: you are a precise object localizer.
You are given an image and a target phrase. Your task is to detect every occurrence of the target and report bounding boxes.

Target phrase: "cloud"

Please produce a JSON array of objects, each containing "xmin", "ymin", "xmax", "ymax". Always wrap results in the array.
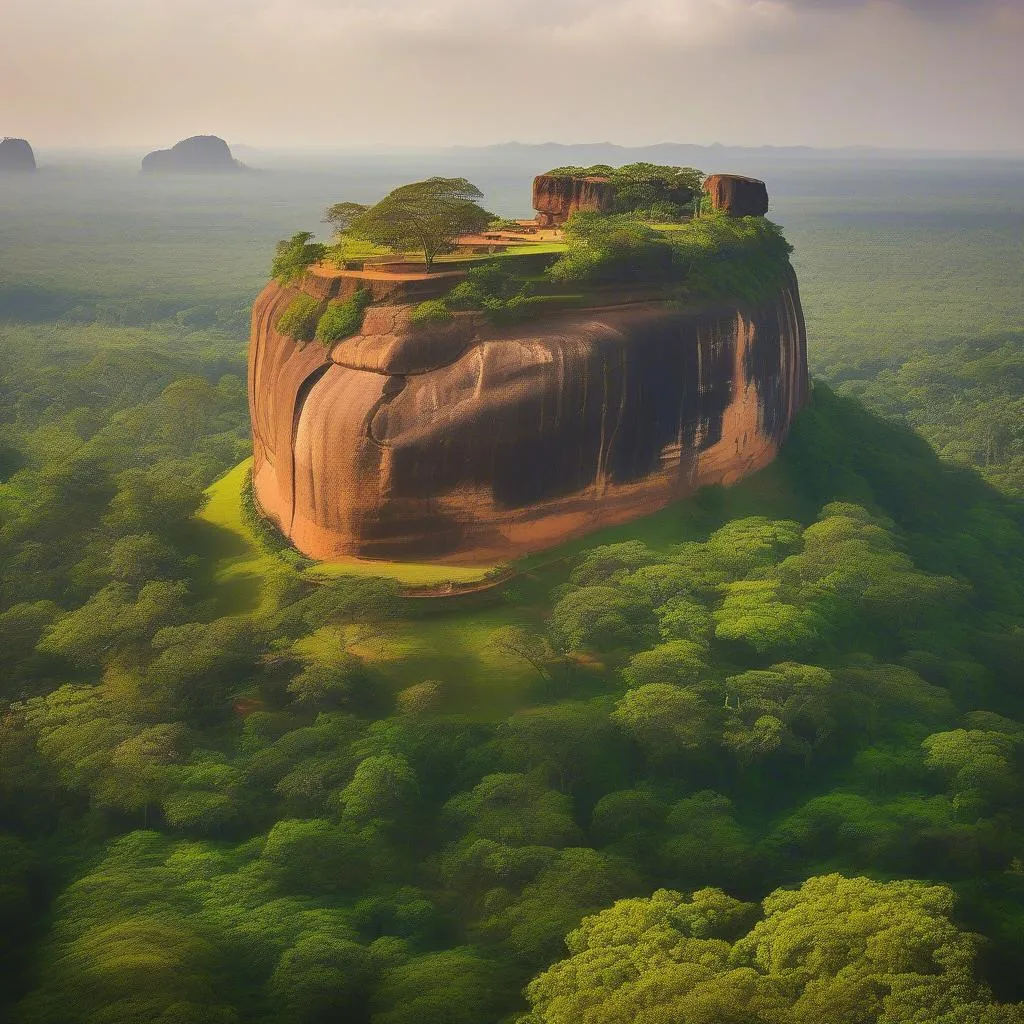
[
  {"xmin": 781, "ymin": 0, "xmax": 1009, "ymax": 13},
  {"xmin": 1, "ymin": 0, "xmax": 1021, "ymax": 148}
]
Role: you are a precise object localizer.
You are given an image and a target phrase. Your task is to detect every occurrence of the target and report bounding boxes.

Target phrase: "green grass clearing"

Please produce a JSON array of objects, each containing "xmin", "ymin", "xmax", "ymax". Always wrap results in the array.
[
  {"xmin": 194, "ymin": 449, "xmax": 810, "ymax": 720},
  {"xmin": 194, "ymin": 459, "xmax": 287, "ymax": 616},
  {"xmin": 198, "ymin": 458, "xmax": 499, "ymax": 590},
  {"xmin": 304, "ymin": 559, "xmax": 496, "ymax": 586}
]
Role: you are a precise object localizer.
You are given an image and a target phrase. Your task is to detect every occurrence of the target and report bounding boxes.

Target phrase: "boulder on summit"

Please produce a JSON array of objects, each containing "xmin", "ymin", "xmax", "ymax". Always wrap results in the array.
[
  {"xmin": 532, "ymin": 174, "xmax": 616, "ymax": 227},
  {"xmin": 703, "ymin": 174, "xmax": 770, "ymax": 217}
]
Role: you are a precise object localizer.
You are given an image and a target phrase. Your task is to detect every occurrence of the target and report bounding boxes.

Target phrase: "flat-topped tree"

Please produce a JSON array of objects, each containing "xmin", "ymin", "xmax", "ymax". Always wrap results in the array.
[
  {"xmin": 323, "ymin": 201, "xmax": 369, "ymax": 235},
  {"xmin": 343, "ymin": 177, "xmax": 492, "ymax": 271}
]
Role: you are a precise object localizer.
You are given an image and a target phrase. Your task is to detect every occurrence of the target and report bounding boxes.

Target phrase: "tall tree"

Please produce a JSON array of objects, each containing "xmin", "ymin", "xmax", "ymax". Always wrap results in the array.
[
  {"xmin": 521, "ymin": 874, "xmax": 1024, "ymax": 1024},
  {"xmin": 346, "ymin": 178, "xmax": 492, "ymax": 271}
]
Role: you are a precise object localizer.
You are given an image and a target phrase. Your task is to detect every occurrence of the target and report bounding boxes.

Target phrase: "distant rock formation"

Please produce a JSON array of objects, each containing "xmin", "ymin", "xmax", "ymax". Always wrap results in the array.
[
  {"xmin": 532, "ymin": 174, "xmax": 615, "ymax": 227},
  {"xmin": 0, "ymin": 138, "xmax": 37, "ymax": 173},
  {"xmin": 703, "ymin": 174, "xmax": 769, "ymax": 217},
  {"xmin": 141, "ymin": 135, "xmax": 241, "ymax": 174},
  {"xmin": 248, "ymin": 275, "xmax": 808, "ymax": 564}
]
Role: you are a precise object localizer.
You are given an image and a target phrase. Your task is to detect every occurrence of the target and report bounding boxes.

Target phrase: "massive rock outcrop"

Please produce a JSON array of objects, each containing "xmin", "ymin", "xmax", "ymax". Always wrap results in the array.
[
  {"xmin": 249, "ymin": 276, "xmax": 808, "ymax": 564},
  {"xmin": 141, "ymin": 135, "xmax": 241, "ymax": 174},
  {"xmin": 703, "ymin": 174, "xmax": 770, "ymax": 217},
  {"xmin": 0, "ymin": 137, "xmax": 36, "ymax": 172},
  {"xmin": 533, "ymin": 174, "xmax": 615, "ymax": 227}
]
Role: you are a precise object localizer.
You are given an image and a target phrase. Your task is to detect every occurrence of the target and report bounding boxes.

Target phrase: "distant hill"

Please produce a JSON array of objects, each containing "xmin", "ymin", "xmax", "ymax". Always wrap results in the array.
[
  {"xmin": 0, "ymin": 137, "xmax": 37, "ymax": 173},
  {"xmin": 141, "ymin": 135, "xmax": 242, "ymax": 174}
]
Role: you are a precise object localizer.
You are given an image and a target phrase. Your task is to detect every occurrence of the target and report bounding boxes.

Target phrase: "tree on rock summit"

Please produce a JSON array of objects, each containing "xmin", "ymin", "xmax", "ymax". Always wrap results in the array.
[{"xmin": 339, "ymin": 177, "xmax": 492, "ymax": 271}]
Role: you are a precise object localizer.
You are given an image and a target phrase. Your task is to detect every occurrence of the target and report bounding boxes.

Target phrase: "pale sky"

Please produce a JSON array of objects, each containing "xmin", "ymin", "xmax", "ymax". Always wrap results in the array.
[{"xmin": 2, "ymin": 0, "xmax": 1022, "ymax": 151}]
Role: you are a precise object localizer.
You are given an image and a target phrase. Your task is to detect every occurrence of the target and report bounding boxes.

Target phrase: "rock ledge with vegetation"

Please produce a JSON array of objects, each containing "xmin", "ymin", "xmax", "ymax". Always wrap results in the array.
[{"xmin": 249, "ymin": 170, "xmax": 808, "ymax": 563}]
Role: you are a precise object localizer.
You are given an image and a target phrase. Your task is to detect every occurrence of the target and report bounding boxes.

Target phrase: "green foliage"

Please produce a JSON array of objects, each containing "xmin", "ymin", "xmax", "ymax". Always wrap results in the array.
[
  {"xmin": 344, "ymin": 177, "xmax": 492, "ymax": 270},
  {"xmin": 272, "ymin": 231, "xmax": 326, "ymax": 284},
  {"xmin": 276, "ymin": 294, "xmax": 323, "ymax": 342},
  {"xmin": 548, "ymin": 585, "xmax": 656, "ymax": 652},
  {"xmin": 922, "ymin": 729, "xmax": 1019, "ymax": 817},
  {"xmin": 374, "ymin": 949, "xmax": 512, "ymax": 1024},
  {"xmin": 239, "ymin": 467, "xmax": 310, "ymax": 569},
  {"xmin": 286, "ymin": 654, "xmax": 365, "ymax": 709},
  {"xmin": 521, "ymin": 875, "xmax": 1024, "ymax": 1023},
  {"xmin": 4, "ymin": 164, "xmax": 1024, "ymax": 1024},
  {"xmin": 611, "ymin": 684, "xmax": 712, "ymax": 759},
  {"xmin": 830, "ymin": 330, "xmax": 1024, "ymax": 497},
  {"xmin": 323, "ymin": 201, "xmax": 369, "ymax": 234},
  {"xmin": 547, "ymin": 213, "xmax": 677, "ymax": 285},
  {"xmin": 670, "ymin": 209, "xmax": 795, "ymax": 304},
  {"xmin": 546, "ymin": 209, "xmax": 794, "ymax": 303},
  {"xmin": 622, "ymin": 640, "xmax": 709, "ymax": 688},
  {"xmin": 7, "ymin": 384, "xmax": 1024, "ymax": 1022},
  {"xmin": 442, "ymin": 260, "xmax": 546, "ymax": 325},
  {"xmin": 543, "ymin": 162, "xmax": 705, "ymax": 219},
  {"xmin": 315, "ymin": 288, "xmax": 370, "ymax": 344},
  {"xmin": 339, "ymin": 753, "xmax": 418, "ymax": 825},
  {"xmin": 408, "ymin": 299, "xmax": 452, "ymax": 327}
]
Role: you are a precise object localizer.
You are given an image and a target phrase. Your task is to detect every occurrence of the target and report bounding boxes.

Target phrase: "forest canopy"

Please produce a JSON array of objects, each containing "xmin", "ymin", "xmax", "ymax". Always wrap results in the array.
[
  {"xmin": 5, "ymin": 364, "xmax": 1024, "ymax": 1022},
  {"xmin": 1, "ymin": 159, "xmax": 1023, "ymax": 1024},
  {"xmin": 522, "ymin": 875, "xmax": 1024, "ymax": 1024}
]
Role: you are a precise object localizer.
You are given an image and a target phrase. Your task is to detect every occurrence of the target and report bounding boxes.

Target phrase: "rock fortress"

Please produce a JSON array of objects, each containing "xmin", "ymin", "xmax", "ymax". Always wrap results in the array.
[{"xmin": 248, "ymin": 171, "xmax": 808, "ymax": 565}]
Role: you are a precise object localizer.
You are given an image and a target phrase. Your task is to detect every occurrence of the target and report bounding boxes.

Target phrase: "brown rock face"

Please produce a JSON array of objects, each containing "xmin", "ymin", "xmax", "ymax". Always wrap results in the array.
[
  {"xmin": 532, "ymin": 174, "xmax": 615, "ymax": 226},
  {"xmin": 703, "ymin": 175, "xmax": 770, "ymax": 217},
  {"xmin": 249, "ymin": 275, "xmax": 808, "ymax": 564}
]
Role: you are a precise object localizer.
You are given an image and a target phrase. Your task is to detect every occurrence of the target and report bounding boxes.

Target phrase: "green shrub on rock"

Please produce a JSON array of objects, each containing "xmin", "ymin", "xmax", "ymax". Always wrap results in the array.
[
  {"xmin": 409, "ymin": 299, "xmax": 452, "ymax": 327},
  {"xmin": 276, "ymin": 294, "xmax": 323, "ymax": 342},
  {"xmin": 315, "ymin": 289, "xmax": 371, "ymax": 344},
  {"xmin": 271, "ymin": 231, "xmax": 326, "ymax": 283}
]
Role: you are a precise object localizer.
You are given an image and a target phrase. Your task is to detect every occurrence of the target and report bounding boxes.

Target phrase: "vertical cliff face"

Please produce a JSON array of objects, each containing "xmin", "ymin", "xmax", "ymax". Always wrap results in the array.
[
  {"xmin": 703, "ymin": 175, "xmax": 770, "ymax": 217},
  {"xmin": 532, "ymin": 174, "xmax": 615, "ymax": 226},
  {"xmin": 249, "ymin": 273, "xmax": 808, "ymax": 564}
]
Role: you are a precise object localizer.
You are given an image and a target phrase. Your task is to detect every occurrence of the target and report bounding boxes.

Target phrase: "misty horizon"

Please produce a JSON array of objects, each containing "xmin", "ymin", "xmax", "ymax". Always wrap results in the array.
[{"xmin": 4, "ymin": 1, "xmax": 1022, "ymax": 153}]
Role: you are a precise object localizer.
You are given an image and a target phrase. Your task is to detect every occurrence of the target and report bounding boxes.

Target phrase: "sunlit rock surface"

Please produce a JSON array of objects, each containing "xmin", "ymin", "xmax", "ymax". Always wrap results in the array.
[{"xmin": 249, "ymin": 274, "xmax": 808, "ymax": 563}]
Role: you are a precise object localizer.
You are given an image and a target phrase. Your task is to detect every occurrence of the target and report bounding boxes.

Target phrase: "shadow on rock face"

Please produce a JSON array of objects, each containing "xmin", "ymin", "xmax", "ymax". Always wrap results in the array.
[{"xmin": 249, "ymin": 273, "xmax": 808, "ymax": 564}]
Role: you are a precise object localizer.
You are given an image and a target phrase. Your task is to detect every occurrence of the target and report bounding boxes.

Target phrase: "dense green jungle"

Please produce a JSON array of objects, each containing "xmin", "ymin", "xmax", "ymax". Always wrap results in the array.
[{"xmin": 1, "ymin": 154, "xmax": 1023, "ymax": 1023}]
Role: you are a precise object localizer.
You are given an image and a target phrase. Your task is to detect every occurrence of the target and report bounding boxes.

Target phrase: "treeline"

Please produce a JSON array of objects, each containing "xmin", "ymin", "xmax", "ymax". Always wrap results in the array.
[
  {"xmin": 3, "ymin": 375, "xmax": 1024, "ymax": 1021},
  {"xmin": 821, "ymin": 328, "xmax": 1024, "ymax": 499},
  {"xmin": 0, "ymin": 284, "xmax": 252, "ymax": 334}
]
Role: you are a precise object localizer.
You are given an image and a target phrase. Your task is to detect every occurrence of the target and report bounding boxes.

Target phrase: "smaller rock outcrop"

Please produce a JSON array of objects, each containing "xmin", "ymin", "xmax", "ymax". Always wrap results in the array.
[
  {"xmin": 703, "ymin": 174, "xmax": 769, "ymax": 217},
  {"xmin": 0, "ymin": 137, "xmax": 37, "ymax": 173},
  {"xmin": 141, "ymin": 135, "xmax": 241, "ymax": 174},
  {"xmin": 532, "ymin": 174, "xmax": 615, "ymax": 226}
]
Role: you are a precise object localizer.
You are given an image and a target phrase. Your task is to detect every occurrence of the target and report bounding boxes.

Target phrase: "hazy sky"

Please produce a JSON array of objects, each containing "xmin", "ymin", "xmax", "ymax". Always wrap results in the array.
[{"xmin": 3, "ymin": 0, "xmax": 1022, "ymax": 151}]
